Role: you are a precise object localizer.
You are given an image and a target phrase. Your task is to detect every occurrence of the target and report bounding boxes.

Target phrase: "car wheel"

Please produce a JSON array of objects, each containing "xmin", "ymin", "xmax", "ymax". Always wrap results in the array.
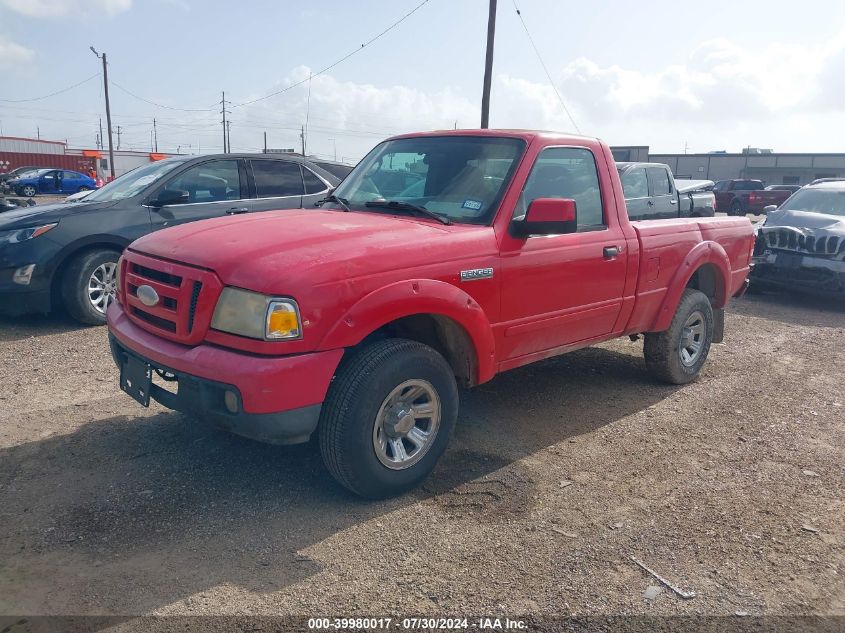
[
  {"xmin": 730, "ymin": 200, "xmax": 744, "ymax": 216},
  {"xmin": 61, "ymin": 248, "xmax": 121, "ymax": 325},
  {"xmin": 319, "ymin": 338, "xmax": 459, "ymax": 499},
  {"xmin": 644, "ymin": 289, "xmax": 714, "ymax": 385},
  {"xmin": 21, "ymin": 185, "xmax": 37, "ymax": 197},
  {"xmin": 78, "ymin": 186, "xmax": 90, "ymax": 192}
]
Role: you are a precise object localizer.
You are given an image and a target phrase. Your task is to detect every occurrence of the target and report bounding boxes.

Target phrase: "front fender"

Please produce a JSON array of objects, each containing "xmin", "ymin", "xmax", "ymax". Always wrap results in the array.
[
  {"xmin": 318, "ymin": 279, "xmax": 497, "ymax": 384},
  {"xmin": 650, "ymin": 240, "xmax": 730, "ymax": 332}
]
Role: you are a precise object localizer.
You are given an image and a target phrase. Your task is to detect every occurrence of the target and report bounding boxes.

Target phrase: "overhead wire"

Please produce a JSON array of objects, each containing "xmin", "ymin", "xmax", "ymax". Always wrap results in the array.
[{"xmin": 0, "ymin": 73, "xmax": 101, "ymax": 103}]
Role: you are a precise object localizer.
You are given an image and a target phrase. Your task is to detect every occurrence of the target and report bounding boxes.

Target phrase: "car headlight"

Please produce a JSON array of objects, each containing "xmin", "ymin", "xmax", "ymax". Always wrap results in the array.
[
  {"xmin": 210, "ymin": 287, "xmax": 302, "ymax": 340},
  {"xmin": 0, "ymin": 223, "xmax": 58, "ymax": 245}
]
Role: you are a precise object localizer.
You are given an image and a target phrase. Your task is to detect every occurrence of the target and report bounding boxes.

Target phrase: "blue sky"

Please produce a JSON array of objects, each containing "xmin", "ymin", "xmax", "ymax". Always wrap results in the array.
[{"xmin": 3, "ymin": 0, "xmax": 845, "ymax": 161}]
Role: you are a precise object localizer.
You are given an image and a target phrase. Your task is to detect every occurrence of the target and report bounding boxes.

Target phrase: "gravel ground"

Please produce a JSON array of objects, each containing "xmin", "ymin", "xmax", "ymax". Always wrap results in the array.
[{"xmin": 0, "ymin": 290, "xmax": 842, "ymax": 623}]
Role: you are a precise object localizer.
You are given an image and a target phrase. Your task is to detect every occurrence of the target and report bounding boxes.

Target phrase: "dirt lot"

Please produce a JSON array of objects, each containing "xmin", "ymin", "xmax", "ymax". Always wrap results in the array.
[{"xmin": 0, "ymin": 291, "xmax": 843, "ymax": 622}]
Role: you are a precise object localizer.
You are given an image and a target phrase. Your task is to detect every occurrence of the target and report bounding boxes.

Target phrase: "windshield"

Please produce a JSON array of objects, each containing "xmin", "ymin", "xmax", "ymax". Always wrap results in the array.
[
  {"xmin": 329, "ymin": 136, "xmax": 526, "ymax": 224},
  {"xmin": 779, "ymin": 188, "xmax": 845, "ymax": 217},
  {"xmin": 83, "ymin": 159, "xmax": 188, "ymax": 203}
]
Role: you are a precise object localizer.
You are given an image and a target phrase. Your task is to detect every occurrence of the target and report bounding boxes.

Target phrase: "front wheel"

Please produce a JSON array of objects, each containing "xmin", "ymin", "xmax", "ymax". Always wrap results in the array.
[
  {"xmin": 319, "ymin": 339, "xmax": 459, "ymax": 498},
  {"xmin": 730, "ymin": 200, "xmax": 744, "ymax": 216},
  {"xmin": 644, "ymin": 289, "xmax": 714, "ymax": 384},
  {"xmin": 61, "ymin": 248, "xmax": 121, "ymax": 325},
  {"xmin": 21, "ymin": 185, "xmax": 37, "ymax": 197}
]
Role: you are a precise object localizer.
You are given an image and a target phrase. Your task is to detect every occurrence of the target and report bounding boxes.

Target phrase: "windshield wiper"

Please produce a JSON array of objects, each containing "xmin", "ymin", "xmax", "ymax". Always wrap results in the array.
[
  {"xmin": 316, "ymin": 194, "xmax": 351, "ymax": 212},
  {"xmin": 364, "ymin": 200, "xmax": 452, "ymax": 225}
]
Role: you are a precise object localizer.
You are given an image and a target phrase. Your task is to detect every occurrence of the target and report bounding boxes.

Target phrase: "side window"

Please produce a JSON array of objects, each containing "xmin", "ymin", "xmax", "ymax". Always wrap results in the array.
[
  {"xmin": 647, "ymin": 167, "xmax": 672, "ymax": 196},
  {"xmin": 302, "ymin": 166, "xmax": 328, "ymax": 194},
  {"xmin": 63, "ymin": 171, "xmax": 79, "ymax": 180},
  {"xmin": 620, "ymin": 168, "xmax": 649, "ymax": 199},
  {"xmin": 167, "ymin": 160, "xmax": 241, "ymax": 203},
  {"xmin": 713, "ymin": 181, "xmax": 726, "ymax": 192},
  {"xmin": 517, "ymin": 147, "xmax": 605, "ymax": 230},
  {"xmin": 251, "ymin": 160, "xmax": 304, "ymax": 198}
]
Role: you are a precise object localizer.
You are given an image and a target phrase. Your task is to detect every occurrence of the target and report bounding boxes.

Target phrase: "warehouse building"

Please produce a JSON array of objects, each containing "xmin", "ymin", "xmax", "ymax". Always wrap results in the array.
[
  {"xmin": 0, "ymin": 136, "xmax": 178, "ymax": 179},
  {"xmin": 610, "ymin": 146, "xmax": 845, "ymax": 186}
]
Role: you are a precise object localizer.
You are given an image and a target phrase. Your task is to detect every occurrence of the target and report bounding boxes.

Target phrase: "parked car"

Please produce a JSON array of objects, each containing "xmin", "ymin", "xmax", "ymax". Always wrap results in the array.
[
  {"xmin": 712, "ymin": 179, "xmax": 792, "ymax": 216},
  {"xmin": 0, "ymin": 166, "xmax": 45, "ymax": 193},
  {"xmin": 616, "ymin": 162, "xmax": 715, "ymax": 219},
  {"xmin": 765, "ymin": 184, "xmax": 802, "ymax": 194},
  {"xmin": 106, "ymin": 129, "xmax": 754, "ymax": 498},
  {"xmin": 0, "ymin": 153, "xmax": 340, "ymax": 325},
  {"xmin": 310, "ymin": 159, "xmax": 355, "ymax": 180},
  {"xmin": 751, "ymin": 180, "xmax": 845, "ymax": 294},
  {"xmin": 8, "ymin": 169, "xmax": 98, "ymax": 197}
]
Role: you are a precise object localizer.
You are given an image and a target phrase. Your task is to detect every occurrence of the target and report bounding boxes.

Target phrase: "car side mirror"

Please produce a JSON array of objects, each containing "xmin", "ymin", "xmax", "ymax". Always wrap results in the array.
[
  {"xmin": 511, "ymin": 198, "xmax": 577, "ymax": 237},
  {"xmin": 763, "ymin": 204, "xmax": 778, "ymax": 214},
  {"xmin": 150, "ymin": 189, "xmax": 189, "ymax": 207}
]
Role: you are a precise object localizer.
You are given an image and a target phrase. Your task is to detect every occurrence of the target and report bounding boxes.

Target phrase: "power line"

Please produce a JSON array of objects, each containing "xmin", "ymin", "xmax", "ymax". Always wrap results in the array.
[
  {"xmin": 231, "ymin": 0, "xmax": 432, "ymax": 108},
  {"xmin": 110, "ymin": 80, "xmax": 218, "ymax": 112},
  {"xmin": 0, "ymin": 73, "xmax": 100, "ymax": 103},
  {"xmin": 510, "ymin": 0, "xmax": 580, "ymax": 134}
]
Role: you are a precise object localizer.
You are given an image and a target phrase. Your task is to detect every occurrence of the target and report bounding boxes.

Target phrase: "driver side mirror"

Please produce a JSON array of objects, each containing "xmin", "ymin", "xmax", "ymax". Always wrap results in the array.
[
  {"xmin": 150, "ymin": 189, "xmax": 189, "ymax": 207},
  {"xmin": 763, "ymin": 204, "xmax": 778, "ymax": 214},
  {"xmin": 511, "ymin": 198, "xmax": 577, "ymax": 237}
]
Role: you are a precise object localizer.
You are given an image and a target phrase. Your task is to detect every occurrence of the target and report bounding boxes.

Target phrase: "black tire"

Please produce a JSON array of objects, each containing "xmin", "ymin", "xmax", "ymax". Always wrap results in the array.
[
  {"xmin": 61, "ymin": 248, "xmax": 121, "ymax": 325},
  {"xmin": 730, "ymin": 200, "xmax": 744, "ymax": 216},
  {"xmin": 319, "ymin": 338, "xmax": 459, "ymax": 499},
  {"xmin": 644, "ymin": 289, "xmax": 714, "ymax": 384},
  {"xmin": 20, "ymin": 185, "xmax": 36, "ymax": 197},
  {"xmin": 78, "ymin": 186, "xmax": 90, "ymax": 192}
]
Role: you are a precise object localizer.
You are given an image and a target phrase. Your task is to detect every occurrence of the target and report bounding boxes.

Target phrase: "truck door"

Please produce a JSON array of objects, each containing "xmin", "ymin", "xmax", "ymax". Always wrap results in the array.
[
  {"xmin": 148, "ymin": 158, "xmax": 247, "ymax": 229},
  {"xmin": 498, "ymin": 146, "xmax": 628, "ymax": 360},
  {"xmin": 620, "ymin": 166, "xmax": 651, "ymax": 220},
  {"xmin": 646, "ymin": 166, "xmax": 676, "ymax": 218}
]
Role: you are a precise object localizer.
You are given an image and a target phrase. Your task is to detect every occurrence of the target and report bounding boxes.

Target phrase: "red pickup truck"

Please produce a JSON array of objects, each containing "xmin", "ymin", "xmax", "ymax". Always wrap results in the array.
[
  {"xmin": 107, "ymin": 130, "xmax": 754, "ymax": 498},
  {"xmin": 713, "ymin": 179, "xmax": 792, "ymax": 216}
]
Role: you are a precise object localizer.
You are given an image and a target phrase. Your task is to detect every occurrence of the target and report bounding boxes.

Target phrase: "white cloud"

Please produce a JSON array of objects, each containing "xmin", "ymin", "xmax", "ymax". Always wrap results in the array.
[
  {"xmin": 0, "ymin": 34, "xmax": 34, "ymax": 67},
  {"xmin": 2, "ymin": 0, "xmax": 132, "ymax": 18}
]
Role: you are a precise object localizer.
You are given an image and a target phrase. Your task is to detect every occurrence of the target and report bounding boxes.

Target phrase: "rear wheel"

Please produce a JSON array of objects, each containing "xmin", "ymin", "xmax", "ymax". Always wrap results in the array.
[
  {"xmin": 644, "ymin": 289, "xmax": 714, "ymax": 384},
  {"xmin": 78, "ymin": 185, "xmax": 90, "ymax": 192},
  {"xmin": 61, "ymin": 248, "xmax": 121, "ymax": 325},
  {"xmin": 319, "ymin": 338, "xmax": 459, "ymax": 498}
]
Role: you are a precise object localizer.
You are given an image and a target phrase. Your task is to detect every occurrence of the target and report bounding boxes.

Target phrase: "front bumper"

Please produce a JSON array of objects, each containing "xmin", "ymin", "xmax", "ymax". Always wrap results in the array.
[
  {"xmin": 108, "ymin": 303, "xmax": 345, "ymax": 444},
  {"xmin": 751, "ymin": 251, "xmax": 845, "ymax": 294}
]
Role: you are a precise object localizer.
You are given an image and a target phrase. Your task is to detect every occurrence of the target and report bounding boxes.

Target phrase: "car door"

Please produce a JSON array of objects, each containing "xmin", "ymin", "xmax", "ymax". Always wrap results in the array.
[
  {"xmin": 498, "ymin": 146, "xmax": 628, "ymax": 360},
  {"xmin": 148, "ymin": 158, "xmax": 247, "ymax": 230},
  {"xmin": 244, "ymin": 158, "xmax": 306, "ymax": 212},
  {"xmin": 40, "ymin": 170, "xmax": 59, "ymax": 194},
  {"xmin": 619, "ymin": 167, "xmax": 651, "ymax": 220},
  {"xmin": 646, "ymin": 166, "xmax": 676, "ymax": 218}
]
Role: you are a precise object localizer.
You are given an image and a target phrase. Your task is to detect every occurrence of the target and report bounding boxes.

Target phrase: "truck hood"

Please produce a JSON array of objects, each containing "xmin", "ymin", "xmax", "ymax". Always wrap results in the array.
[{"xmin": 129, "ymin": 209, "xmax": 486, "ymax": 294}]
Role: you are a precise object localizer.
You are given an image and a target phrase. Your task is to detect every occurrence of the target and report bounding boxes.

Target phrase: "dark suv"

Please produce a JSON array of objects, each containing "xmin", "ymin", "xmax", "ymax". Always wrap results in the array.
[{"xmin": 0, "ymin": 153, "xmax": 339, "ymax": 324}]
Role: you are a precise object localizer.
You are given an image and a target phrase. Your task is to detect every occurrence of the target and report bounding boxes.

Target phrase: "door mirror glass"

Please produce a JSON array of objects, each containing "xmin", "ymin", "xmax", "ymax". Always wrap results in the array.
[
  {"xmin": 512, "ymin": 198, "xmax": 577, "ymax": 236},
  {"xmin": 151, "ymin": 189, "xmax": 190, "ymax": 206}
]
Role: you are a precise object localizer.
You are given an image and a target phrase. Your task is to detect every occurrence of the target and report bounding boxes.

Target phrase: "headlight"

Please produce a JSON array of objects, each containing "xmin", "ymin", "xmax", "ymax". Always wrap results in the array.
[
  {"xmin": 211, "ymin": 287, "xmax": 301, "ymax": 340},
  {"xmin": 0, "ymin": 223, "xmax": 58, "ymax": 245}
]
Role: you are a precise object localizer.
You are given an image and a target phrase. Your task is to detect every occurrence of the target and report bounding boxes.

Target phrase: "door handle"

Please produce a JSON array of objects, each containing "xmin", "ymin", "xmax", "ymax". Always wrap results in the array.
[
  {"xmin": 227, "ymin": 207, "xmax": 249, "ymax": 214},
  {"xmin": 647, "ymin": 200, "xmax": 654, "ymax": 206},
  {"xmin": 670, "ymin": 199, "xmax": 677, "ymax": 205},
  {"xmin": 603, "ymin": 246, "xmax": 620, "ymax": 259}
]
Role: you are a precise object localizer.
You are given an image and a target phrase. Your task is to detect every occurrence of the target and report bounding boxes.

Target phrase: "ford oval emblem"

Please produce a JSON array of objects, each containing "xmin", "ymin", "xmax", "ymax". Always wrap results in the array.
[{"xmin": 136, "ymin": 284, "xmax": 160, "ymax": 307}]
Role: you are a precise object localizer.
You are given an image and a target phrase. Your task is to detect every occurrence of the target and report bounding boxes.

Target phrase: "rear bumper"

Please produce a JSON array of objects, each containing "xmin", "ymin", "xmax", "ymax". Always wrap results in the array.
[{"xmin": 107, "ymin": 302, "xmax": 345, "ymax": 444}]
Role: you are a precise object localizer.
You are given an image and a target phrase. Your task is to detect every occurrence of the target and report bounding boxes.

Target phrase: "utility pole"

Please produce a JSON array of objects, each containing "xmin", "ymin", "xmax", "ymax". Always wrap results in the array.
[
  {"xmin": 153, "ymin": 118, "xmax": 158, "ymax": 152},
  {"xmin": 300, "ymin": 125, "xmax": 306, "ymax": 156},
  {"xmin": 37, "ymin": 126, "xmax": 40, "ymax": 140},
  {"xmin": 263, "ymin": 131, "xmax": 267, "ymax": 154},
  {"xmin": 226, "ymin": 120, "xmax": 231, "ymax": 152},
  {"xmin": 116, "ymin": 125, "xmax": 122, "ymax": 150},
  {"xmin": 90, "ymin": 47, "xmax": 116, "ymax": 179},
  {"xmin": 480, "ymin": 0, "xmax": 497, "ymax": 128},
  {"xmin": 99, "ymin": 118, "xmax": 104, "ymax": 150},
  {"xmin": 220, "ymin": 91, "xmax": 230, "ymax": 153},
  {"xmin": 328, "ymin": 138, "xmax": 337, "ymax": 161}
]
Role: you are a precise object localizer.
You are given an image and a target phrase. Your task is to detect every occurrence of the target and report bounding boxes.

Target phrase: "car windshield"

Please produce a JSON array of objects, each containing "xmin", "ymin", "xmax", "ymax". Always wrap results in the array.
[
  {"xmin": 82, "ymin": 159, "xmax": 189, "ymax": 202},
  {"xmin": 327, "ymin": 136, "xmax": 526, "ymax": 224},
  {"xmin": 779, "ymin": 188, "xmax": 845, "ymax": 217}
]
